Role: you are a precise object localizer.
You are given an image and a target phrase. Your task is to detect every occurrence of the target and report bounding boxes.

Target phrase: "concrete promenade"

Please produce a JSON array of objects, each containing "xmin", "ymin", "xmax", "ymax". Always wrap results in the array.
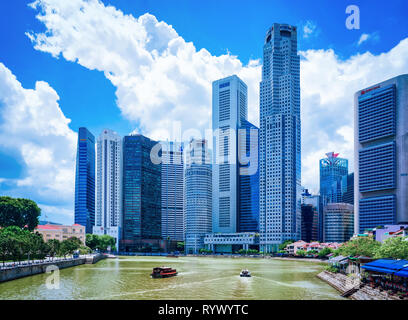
[{"xmin": 0, "ymin": 254, "xmax": 107, "ymax": 283}]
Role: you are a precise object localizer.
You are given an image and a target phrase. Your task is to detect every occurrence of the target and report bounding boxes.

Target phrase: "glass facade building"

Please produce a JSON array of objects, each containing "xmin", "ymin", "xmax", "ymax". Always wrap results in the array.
[
  {"xmin": 354, "ymin": 75, "xmax": 408, "ymax": 233},
  {"xmin": 212, "ymin": 75, "xmax": 248, "ymax": 234},
  {"xmin": 74, "ymin": 127, "xmax": 95, "ymax": 234},
  {"xmin": 238, "ymin": 120, "xmax": 259, "ymax": 232},
  {"xmin": 319, "ymin": 152, "xmax": 348, "ymax": 205},
  {"xmin": 301, "ymin": 204, "xmax": 318, "ymax": 242},
  {"xmin": 259, "ymin": 23, "xmax": 301, "ymax": 252},
  {"xmin": 120, "ymin": 134, "xmax": 161, "ymax": 252},
  {"xmin": 185, "ymin": 139, "xmax": 212, "ymax": 254},
  {"xmin": 161, "ymin": 141, "xmax": 184, "ymax": 241},
  {"xmin": 323, "ymin": 203, "xmax": 354, "ymax": 243}
]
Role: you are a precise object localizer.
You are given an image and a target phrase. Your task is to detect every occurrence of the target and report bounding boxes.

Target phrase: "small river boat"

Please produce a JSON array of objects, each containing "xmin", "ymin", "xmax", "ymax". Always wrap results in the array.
[
  {"xmin": 240, "ymin": 269, "xmax": 251, "ymax": 277},
  {"xmin": 151, "ymin": 267, "xmax": 178, "ymax": 278}
]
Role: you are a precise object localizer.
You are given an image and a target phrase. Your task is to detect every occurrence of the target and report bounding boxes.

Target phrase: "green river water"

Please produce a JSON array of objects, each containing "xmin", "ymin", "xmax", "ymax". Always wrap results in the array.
[{"xmin": 0, "ymin": 256, "xmax": 344, "ymax": 300}]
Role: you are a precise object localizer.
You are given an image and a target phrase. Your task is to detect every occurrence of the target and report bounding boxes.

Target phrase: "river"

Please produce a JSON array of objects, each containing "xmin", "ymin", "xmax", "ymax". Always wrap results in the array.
[{"xmin": 0, "ymin": 256, "xmax": 344, "ymax": 300}]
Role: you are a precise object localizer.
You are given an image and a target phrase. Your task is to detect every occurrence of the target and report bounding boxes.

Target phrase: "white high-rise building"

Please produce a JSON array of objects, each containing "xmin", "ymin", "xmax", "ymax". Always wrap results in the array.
[
  {"xmin": 212, "ymin": 75, "xmax": 248, "ymax": 234},
  {"xmin": 93, "ymin": 129, "xmax": 122, "ymax": 250},
  {"xmin": 259, "ymin": 23, "xmax": 301, "ymax": 252},
  {"xmin": 184, "ymin": 139, "xmax": 212, "ymax": 254}
]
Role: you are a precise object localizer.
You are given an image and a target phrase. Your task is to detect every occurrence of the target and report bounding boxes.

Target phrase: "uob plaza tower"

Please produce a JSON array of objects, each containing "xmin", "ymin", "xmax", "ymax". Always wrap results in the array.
[{"xmin": 259, "ymin": 23, "xmax": 301, "ymax": 253}]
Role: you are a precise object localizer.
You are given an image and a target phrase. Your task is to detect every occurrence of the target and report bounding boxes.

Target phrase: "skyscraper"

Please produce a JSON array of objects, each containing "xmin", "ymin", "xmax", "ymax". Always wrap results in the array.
[
  {"xmin": 93, "ymin": 129, "xmax": 122, "ymax": 250},
  {"xmin": 74, "ymin": 127, "xmax": 95, "ymax": 234},
  {"xmin": 320, "ymin": 152, "xmax": 348, "ymax": 205},
  {"xmin": 301, "ymin": 204, "xmax": 318, "ymax": 242},
  {"xmin": 121, "ymin": 134, "xmax": 161, "ymax": 252},
  {"xmin": 341, "ymin": 172, "xmax": 354, "ymax": 205},
  {"xmin": 259, "ymin": 23, "xmax": 301, "ymax": 252},
  {"xmin": 161, "ymin": 141, "xmax": 184, "ymax": 241},
  {"xmin": 238, "ymin": 119, "xmax": 259, "ymax": 233},
  {"xmin": 212, "ymin": 75, "xmax": 248, "ymax": 234},
  {"xmin": 323, "ymin": 203, "xmax": 354, "ymax": 243},
  {"xmin": 185, "ymin": 139, "xmax": 212, "ymax": 254},
  {"xmin": 354, "ymin": 74, "xmax": 408, "ymax": 233}
]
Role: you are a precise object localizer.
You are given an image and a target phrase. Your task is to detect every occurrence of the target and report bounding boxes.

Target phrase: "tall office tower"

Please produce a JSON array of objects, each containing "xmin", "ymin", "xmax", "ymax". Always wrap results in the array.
[
  {"xmin": 319, "ymin": 152, "xmax": 348, "ymax": 205},
  {"xmin": 121, "ymin": 134, "xmax": 161, "ymax": 252},
  {"xmin": 354, "ymin": 75, "xmax": 408, "ymax": 233},
  {"xmin": 74, "ymin": 127, "xmax": 95, "ymax": 234},
  {"xmin": 323, "ymin": 203, "xmax": 354, "ymax": 243},
  {"xmin": 301, "ymin": 204, "xmax": 318, "ymax": 242},
  {"xmin": 161, "ymin": 141, "xmax": 184, "ymax": 241},
  {"xmin": 185, "ymin": 139, "xmax": 212, "ymax": 254},
  {"xmin": 341, "ymin": 173, "xmax": 354, "ymax": 205},
  {"xmin": 93, "ymin": 129, "xmax": 122, "ymax": 251},
  {"xmin": 302, "ymin": 192, "xmax": 323, "ymax": 242},
  {"xmin": 212, "ymin": 75, "xmax": 249, "ymax": 233},
  {"xmin": 238, "ymin": 119, "xmax": 259, "ymax": 232},
  {"xmin": 259, "ymin": 23, "xmax": 301, "ymax": 252}
]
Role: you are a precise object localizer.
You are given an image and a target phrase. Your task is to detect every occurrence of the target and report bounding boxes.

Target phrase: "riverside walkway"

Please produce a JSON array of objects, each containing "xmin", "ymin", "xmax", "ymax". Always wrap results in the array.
[{"xmin": 0, "ymin": 255, "xmax": 93, "ymax": 270}]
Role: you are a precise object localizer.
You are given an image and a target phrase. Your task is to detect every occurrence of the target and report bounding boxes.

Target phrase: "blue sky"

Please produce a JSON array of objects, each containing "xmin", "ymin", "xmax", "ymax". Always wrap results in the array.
[{"xmin": 0, "ymin": 0, "xmax": 407, "ymax": 224}]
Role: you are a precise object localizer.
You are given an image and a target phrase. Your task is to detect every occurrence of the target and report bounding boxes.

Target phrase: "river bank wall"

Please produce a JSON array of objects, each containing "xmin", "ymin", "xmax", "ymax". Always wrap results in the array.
[
  {"xmin": 317, "ymin": 270, "xmax": 400, "ymax": 300},
  {"xmin": 0, "ymin": 254, "xmax": 107, "ymax": 283}
]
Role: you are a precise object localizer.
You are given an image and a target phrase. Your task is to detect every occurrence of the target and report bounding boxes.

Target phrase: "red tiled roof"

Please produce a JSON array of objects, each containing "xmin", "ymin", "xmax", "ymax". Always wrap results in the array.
[{"xmin": 36, "ymin": 224, "xmax": 63, "ymax": 230}]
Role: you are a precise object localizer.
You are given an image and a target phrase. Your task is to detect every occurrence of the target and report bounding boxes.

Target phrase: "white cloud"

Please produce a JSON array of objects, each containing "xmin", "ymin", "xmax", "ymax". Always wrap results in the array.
[
  {"xmin": 358, "ymin": 33, "xmax": 370, "ymax": 45},
  {"xmin": 26, "ymin": 0, "xmax": 408, "ymax": 195},
  {"xmin": 27, "ymin": 0, "xmax": 261, "ymax": 141},
  {"xmin": 302, "ymin": 21, "xmax": 317, "ymax": 38},
  {"xmin": 0, "ymin": 62, "xmax": 77, "ymax": 207}
]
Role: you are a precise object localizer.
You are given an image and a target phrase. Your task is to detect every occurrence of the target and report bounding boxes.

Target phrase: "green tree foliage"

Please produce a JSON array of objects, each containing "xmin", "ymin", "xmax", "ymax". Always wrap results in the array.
[
  {"xmin": 0, "ymin": 226, "xmax": 49, "ymax": 264},
  {"xmin": 176, "ymin": 242, "xmax": 185, "ymax": 252},
  {"xmin": 0, "ymin": 196, "xmax": 41, "ymax": 231},
  {"xmin": 59, "ymin": 237, "xmax": 82, "ymax": 257},
  {"xmin": 374, "ymin": 237, "xmax": 408, "ymax": 260},
  {"xmin": 85, "ymin": 234, "xmax": 116, "ymax": 252},
  {"xmin": 279, "ymin": 239, "xmax": 294, "ymax": 251},
  {"xmin": 47, "ymin": 239, "xmax": 60, "ymax": 260},
  {"xmin": 318, "ymin": 247, "xmax": 333, "ymax": 258},
  {"xmin": 296, "ymin": 249, "xmax": 306, "ymax": 257},
  {"xmin": 336, "ymin": 237, "xmax": 381, "ymax": 257}
]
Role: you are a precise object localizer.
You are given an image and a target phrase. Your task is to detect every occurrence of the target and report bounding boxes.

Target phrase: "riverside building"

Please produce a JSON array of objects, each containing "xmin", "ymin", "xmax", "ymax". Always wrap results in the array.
[
  {"xmin": 93, "ymin": 129, "xmax": 122, "ymax": 251},
  {"xmin": 259, "ymin": 23, "xmax": 301, "ymax": 252},
  {"xmin": 74, "ymin": 127, "xmax": 95, "ymax": 234},
  {"xmin": 120, "ymin": 134, "xmax": 161, "ymax": 252},
  {"xmin": 354, "ymin": 75, "xmax": 408, "ymax": 233},
  {"xmin": 184, "ymin": 139, "xmax": 212, "ymax": 254},
  {"xmin": 161, "ymin": 141, "xmax": 184, "ymax": 241},
  {"xmin": 207, "ymin": 76, "xmax": 259, "ymax": 253},
  {"xmin": 323, "ymin": 203, "xmax": 354, "ymax": 243}
]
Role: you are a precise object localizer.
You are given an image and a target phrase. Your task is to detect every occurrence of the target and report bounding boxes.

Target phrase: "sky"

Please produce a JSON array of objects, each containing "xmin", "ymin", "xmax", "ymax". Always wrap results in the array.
[{"xmin": 0, "ymin": 0, "xmax": 407, "ymax": 224}]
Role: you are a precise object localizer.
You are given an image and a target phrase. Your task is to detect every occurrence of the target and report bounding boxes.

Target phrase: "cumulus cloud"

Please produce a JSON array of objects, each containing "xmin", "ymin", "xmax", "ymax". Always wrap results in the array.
[
  {"xmin": 300, "ymin": 39, "xmax": 408, "ymax": 192},
  {"xmin": 357, "ymin": 32, "xmax": 379, "ymax": 46},
  {"xmin": 0, "ymin": 62, "xmax": 76, "ymax": 218},
  {"xmin": 27, "ymin": 0, "xmax": 261, "ymax": 141},
  {"xmin": 26, "ymin": 0, "xmax": 408, "ymax": 195}
]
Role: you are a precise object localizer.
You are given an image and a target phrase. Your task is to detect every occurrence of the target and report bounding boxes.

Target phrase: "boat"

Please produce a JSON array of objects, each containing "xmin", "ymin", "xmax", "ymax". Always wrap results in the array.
[
  {"xmin": 240, "ymin": 269, "xmax": 251, "ymax": 277},
  {"xmin": 151, "ymin": 267, "xmax": 178, "ymax": 278}
]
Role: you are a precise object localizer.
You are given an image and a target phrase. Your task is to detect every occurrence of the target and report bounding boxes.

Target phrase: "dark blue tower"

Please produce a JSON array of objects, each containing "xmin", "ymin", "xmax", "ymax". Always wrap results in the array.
[
  {"xmin": 74, "ymin": 127, "xmax": 95, "ymax": 234},
  {"xmin": 238, "ymin": 120, "xmax": 259, "ymax": 232}
]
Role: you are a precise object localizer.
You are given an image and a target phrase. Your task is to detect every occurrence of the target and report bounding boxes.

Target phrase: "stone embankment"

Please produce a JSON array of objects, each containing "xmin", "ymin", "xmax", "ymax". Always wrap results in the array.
[
  {"xmin": 0, "ymin": 254, "xmax": 107, "ymax": 283},
  {"xmin": 317, "ymin": 270, "xmax": 400, "ymax": 300}
]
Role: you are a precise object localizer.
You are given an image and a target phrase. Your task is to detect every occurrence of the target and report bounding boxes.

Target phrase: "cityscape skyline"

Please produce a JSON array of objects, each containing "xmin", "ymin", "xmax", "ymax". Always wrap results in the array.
[{"xmin": 0, "ymin": 1, "xmax": 407, "ymax": 225}]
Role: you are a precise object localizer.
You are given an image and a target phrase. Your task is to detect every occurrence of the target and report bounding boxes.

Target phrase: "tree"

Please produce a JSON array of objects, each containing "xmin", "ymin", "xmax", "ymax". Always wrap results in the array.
[
  {"xmin": 336, "ymin": 237, "xmax": 381, "ymax": 257},
  {"xmin": 0, "ymin": 196, "xmax": 41, "ymax": 231},
  {"xmin": 296, "ymin": 250, "xmax": 306, "ymax": 257},
  {"xmin": 79, "ymin": 245, "xmax": 92, "ymax": 255},
  {"xmin": 318, "ymin": 247, "xmax": 333, "ymax": 259},
  {"xmin": 176, "ymin": 241, "xmax": 184, "ymax": 252},
  {"xmin": 86, "ymin": 234, "xmax": 99, "ymax": 250},
  {"xmin": 60, "ymin": 237, "xmax": 82, "ymax": 257},
  {"xmin": 375, "ymin": 237, "xmax": 408, "ymax": 260},
  {"xmin": 279, "ymin": 239, "xmax": 295, "ymax": 251},
  {"xmin": 47, "ymin": 239, "xmax": 60, "ymax": 260},
  {"xmin": 97, "ymin": 235, "xmax": 116, "ymax": 252}
]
